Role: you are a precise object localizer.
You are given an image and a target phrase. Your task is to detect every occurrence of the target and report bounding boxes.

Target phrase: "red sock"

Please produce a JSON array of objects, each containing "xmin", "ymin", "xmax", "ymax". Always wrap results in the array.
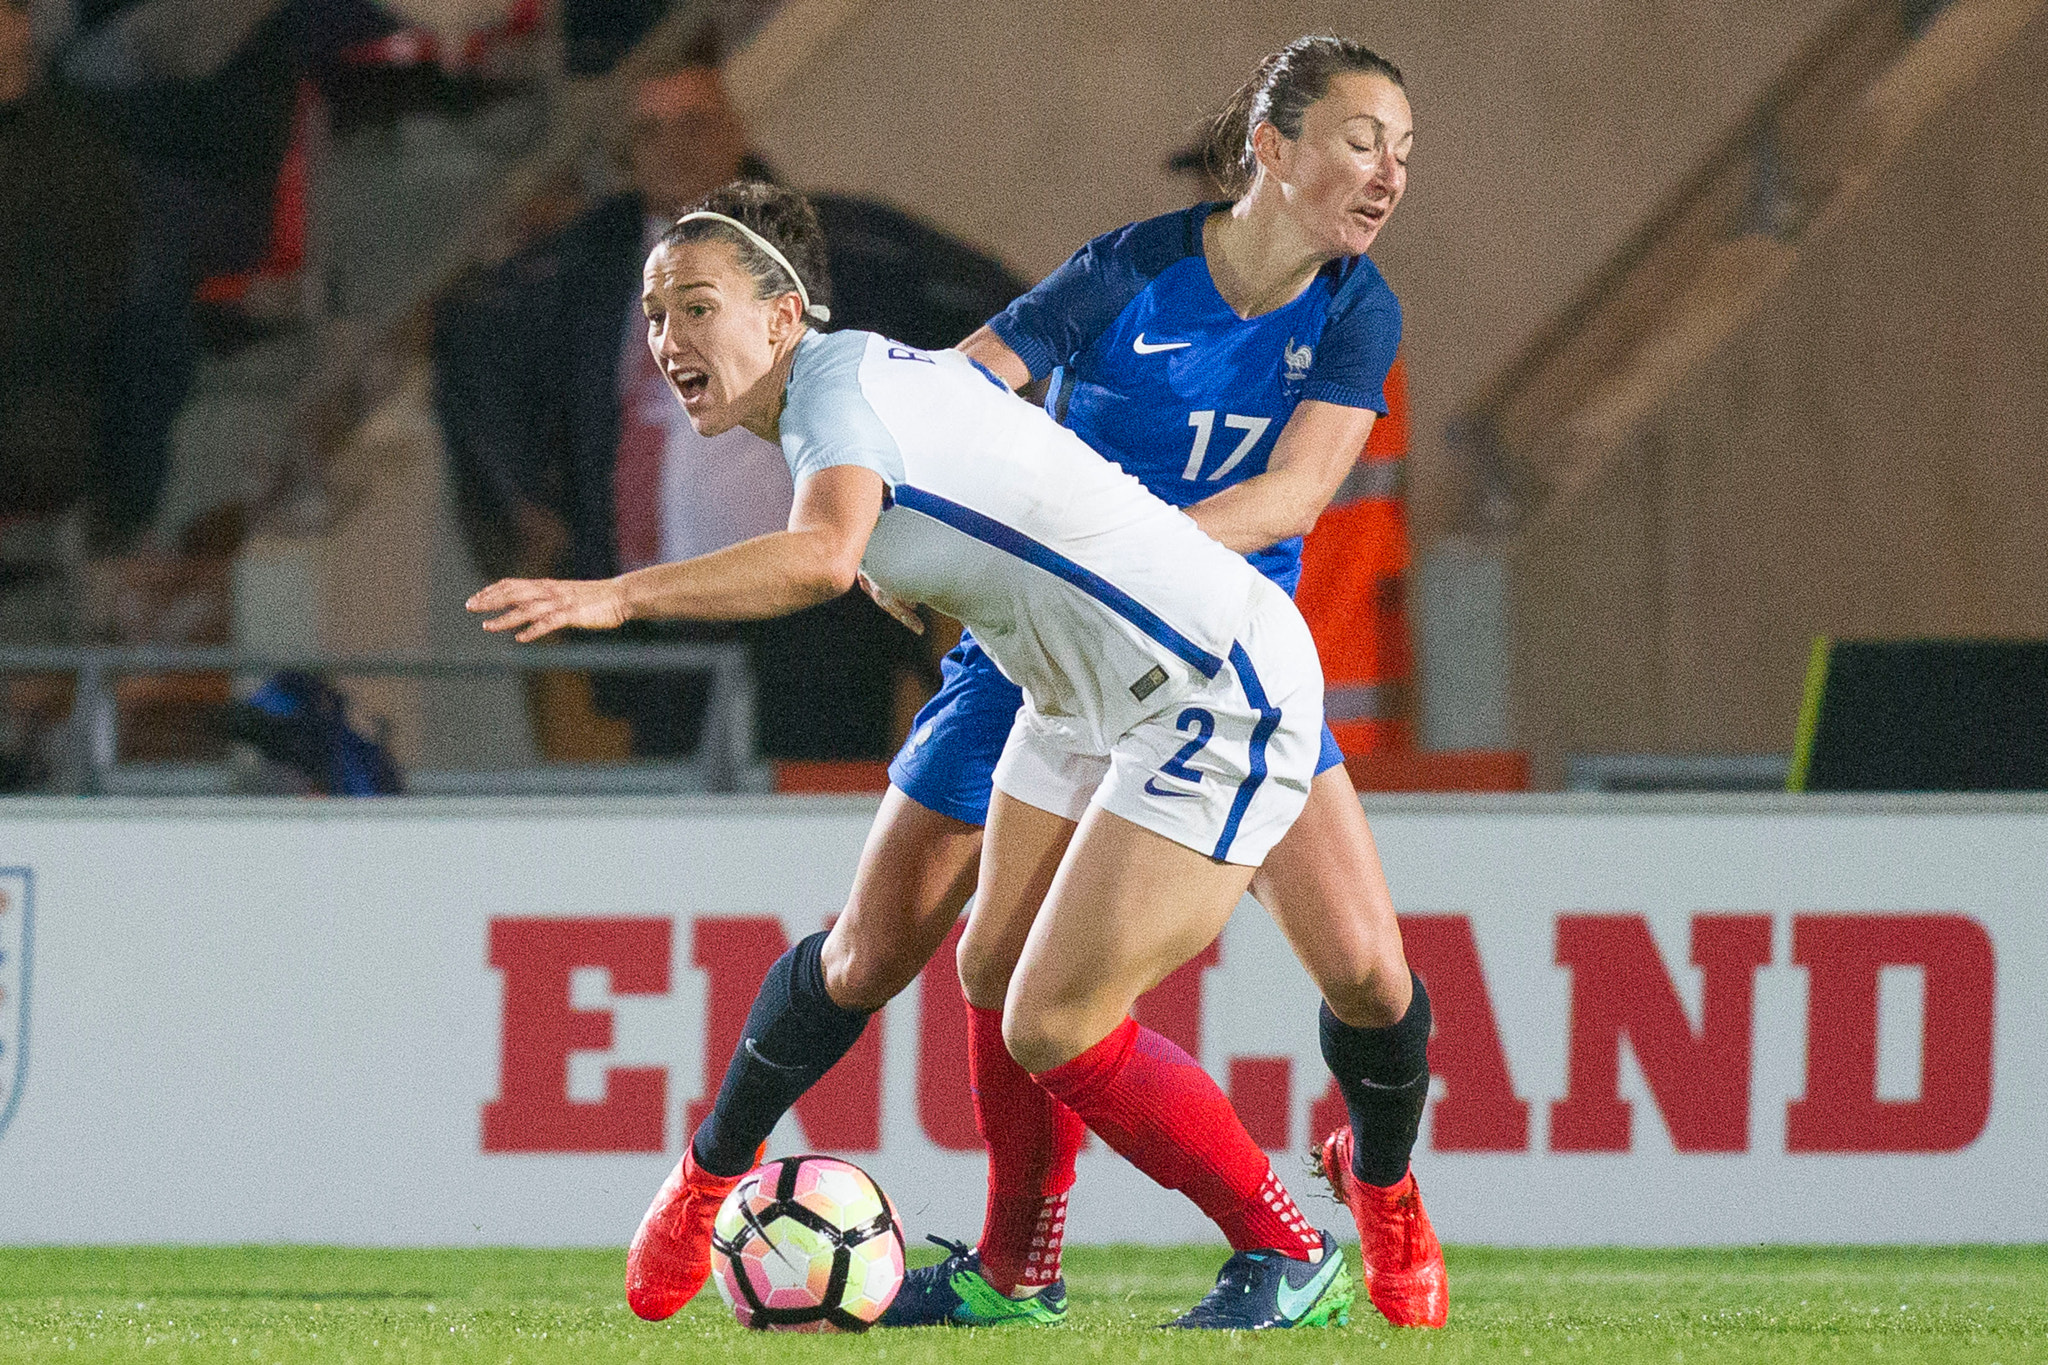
[
  {"xmin": 1032, "ymin": 1017, "xmax": 1319, "ymax": 1258},
  {"xmin": 969, "ymin": 1002, "xmax": 1084, "ymax": 1294}
]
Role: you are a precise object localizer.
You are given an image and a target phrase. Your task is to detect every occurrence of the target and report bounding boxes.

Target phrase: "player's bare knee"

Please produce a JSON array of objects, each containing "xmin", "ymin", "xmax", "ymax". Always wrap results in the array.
[
  {"xmin": 1322, "ymin": 956, "xmax": 1412, "ymax": 1030},
  {"xmin": 820, "ymin": 931, "xmax": 922, "ymax": 1012},
  {"xmin": 954, "ymin": 925, "xmax": 1012, "ymax": 1011},
  {"xmin": 1000, "ymin": 1004, "xmax": 1082, "ymax": 1075}
]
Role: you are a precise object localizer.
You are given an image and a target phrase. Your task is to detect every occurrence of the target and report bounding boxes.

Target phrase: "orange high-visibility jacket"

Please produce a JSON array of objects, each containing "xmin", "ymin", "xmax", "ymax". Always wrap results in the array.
[{"xmin": 1293, "ymin": 356, "xmax": 1414, "ymax": 756}]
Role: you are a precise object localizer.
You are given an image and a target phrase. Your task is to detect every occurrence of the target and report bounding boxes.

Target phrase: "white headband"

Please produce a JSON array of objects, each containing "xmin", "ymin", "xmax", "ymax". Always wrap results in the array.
[{"xmin": 674, "ymin": 210, "xmax": 831, "ymax": 324}]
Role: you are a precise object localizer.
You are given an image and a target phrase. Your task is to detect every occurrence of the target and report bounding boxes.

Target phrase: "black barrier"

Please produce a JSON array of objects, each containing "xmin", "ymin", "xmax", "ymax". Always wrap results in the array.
[{"xmin": 1791, "ymin": 639, "xmax": 2048, "ymax": 791}]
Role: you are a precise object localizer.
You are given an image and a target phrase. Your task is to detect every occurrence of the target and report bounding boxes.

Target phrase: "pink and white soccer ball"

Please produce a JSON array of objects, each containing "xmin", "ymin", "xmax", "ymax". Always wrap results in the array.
[{"xmin": 710, "ymin": 1154, "xmax": 906, "ymax": 1332}]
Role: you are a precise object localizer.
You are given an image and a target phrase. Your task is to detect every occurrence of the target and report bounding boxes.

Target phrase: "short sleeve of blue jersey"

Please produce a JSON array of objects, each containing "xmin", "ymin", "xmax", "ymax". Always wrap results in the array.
[
  {"xmin": 1301, "ymin": 257, "xmax": 1403, "ymax": 413},
  {"xmin": 985, "ymin": 210, "xmax": 1203, "ymax": 381},
  {"xmin": 780, "ymin": 329, "xmax": 906, "ymax": 488}
]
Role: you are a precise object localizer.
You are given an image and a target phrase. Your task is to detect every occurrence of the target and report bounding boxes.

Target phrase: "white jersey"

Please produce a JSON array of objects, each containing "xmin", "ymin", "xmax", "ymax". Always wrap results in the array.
[{"xmin": 778, "ymin": 329, "xmax": 1284, "ymax": 751}]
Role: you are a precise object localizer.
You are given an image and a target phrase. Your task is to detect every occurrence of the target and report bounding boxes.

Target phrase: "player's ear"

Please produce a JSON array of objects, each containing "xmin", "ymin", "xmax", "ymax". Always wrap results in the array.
[
  {"xmin": 1249, "ymin": 119, "xmax": 1290, "ymax": 183},
  {"xmin": 768, "ymin": 291, "xmax": 804, "ymax": 343}
]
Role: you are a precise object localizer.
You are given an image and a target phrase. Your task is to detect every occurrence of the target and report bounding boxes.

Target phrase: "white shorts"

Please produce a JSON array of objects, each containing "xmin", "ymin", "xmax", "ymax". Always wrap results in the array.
[{"xmin": 990, "ymin": 585, "xmax": 1323, "ymax": 866}]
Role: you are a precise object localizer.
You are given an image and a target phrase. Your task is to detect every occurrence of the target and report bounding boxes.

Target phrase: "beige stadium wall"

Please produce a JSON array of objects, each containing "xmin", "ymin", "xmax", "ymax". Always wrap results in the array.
[
  {"xmin": 741, "ymin": 0, "xmax": 1843, "ymax": 543},
  {"xmin": 1509, "ymin": 10, "xmax": 2048, "ymax": 781}
]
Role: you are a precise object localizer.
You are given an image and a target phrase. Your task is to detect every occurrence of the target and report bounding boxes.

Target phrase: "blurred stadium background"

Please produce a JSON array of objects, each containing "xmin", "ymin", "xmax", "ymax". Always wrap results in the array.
[{"xmin": 2, "ymin": 0, "xmax": 2045, "ymax": 1353}]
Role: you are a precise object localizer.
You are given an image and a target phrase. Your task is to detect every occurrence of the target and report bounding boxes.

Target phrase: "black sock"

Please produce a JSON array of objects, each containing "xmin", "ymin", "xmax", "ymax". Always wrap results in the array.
[
  {"xmin": 690, "ymin": 932, "xmax": 872, "ymax": 1177},
  {"xmin": 1319, "ymin": 971, "xmax": 1432, "ymax": 1188}
]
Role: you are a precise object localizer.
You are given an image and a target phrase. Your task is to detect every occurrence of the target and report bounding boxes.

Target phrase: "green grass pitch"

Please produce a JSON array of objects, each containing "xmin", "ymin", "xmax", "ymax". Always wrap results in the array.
[{"xmin": 2, "ymin": 1244, "xmax": 2043, "ymax": 1363}]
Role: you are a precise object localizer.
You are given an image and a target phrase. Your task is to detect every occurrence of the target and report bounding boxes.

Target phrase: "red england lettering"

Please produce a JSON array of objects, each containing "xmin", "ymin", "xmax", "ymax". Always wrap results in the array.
[
  {"xmin": 1138, "ymin": 943, "xmax": 1298, "ymax": 1147},
  {"xmin": 916, "ymin": 921, "xmax": 979, "ymax": 1151},
  {"xmin": 1787, "ymin": 914, "xmax": 1995, "ymax": 1153},
  {"xmin": 482, "ymin": 917, "xmax": 670, "ymax": 1154},
  {"xmin": 1131, "ymin": 940, "xmax": 1223, "ymax": 1058},
  {"xmin": 1408, "ymin": 915, "xmax": 1530, "ymax": 1152},
  {"xmin": 1309, "ymin": 915, "xmax": 1532, "ymax": 1153},
  {"xmin": 1228, "ymin": 1057, "xmax": 1294, "ymax": 1151},
  {"xmin": 1551, "ymin": 914, "xmax": 1772, "ymax": 1153},
  {"xmin": 687, "ymin": 917, "xmax": 883, "ymax": 1151}
]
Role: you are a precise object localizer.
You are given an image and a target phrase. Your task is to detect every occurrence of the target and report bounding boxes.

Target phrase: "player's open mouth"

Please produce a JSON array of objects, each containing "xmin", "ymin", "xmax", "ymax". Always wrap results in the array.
[
  {"xmin": 1356, "ymin": 204, "xmax": 1389, "ymax": 228},
  {"xmin": 671, "ymin": 369, "xmax": 710, "ymax": 402}
]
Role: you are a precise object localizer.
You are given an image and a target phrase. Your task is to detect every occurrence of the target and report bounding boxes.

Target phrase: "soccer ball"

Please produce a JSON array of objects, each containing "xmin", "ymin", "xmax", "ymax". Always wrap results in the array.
[{"xmin": 710, "ymin": 1154, "xmax": 906, "ymax": 1331}]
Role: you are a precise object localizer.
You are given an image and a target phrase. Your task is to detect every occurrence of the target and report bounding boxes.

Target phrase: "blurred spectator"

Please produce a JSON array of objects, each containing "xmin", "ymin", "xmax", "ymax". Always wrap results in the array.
[
  {"xmin": 0, "ymin": 0, "xmax": 26, "ymax": 96},
  {"xmin": 318, "ymin": 0, "xmax": 542, "ymax": 136},
  {"xmin": 432, "ymin": 62, "xmax": 1025, "ymax": 762},
  {"xmin": 59, "ymin": 0, "xmax": 397, "ymax": 553},
  {"xmin": 0, "ymin": 0, "xmax": 132, "ymax": 529},
  {"xmin": 556, "ymin": 0, "xmax": 782, "ymax": 77},
  {"xmin": 560, "ymin": 0, "xmax": 666, "ymax": 76}
]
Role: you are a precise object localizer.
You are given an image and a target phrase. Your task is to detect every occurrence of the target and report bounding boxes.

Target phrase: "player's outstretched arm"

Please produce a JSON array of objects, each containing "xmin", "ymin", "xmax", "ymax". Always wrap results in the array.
[
  {"xmin": 468, "ymin": 575, "xmax": 630, "ymax": 642},
  {"xmin": 469, "ymin": 465, "xmax": 886, "ymax": 642},
  {"xmin": 1184, "ymin": 399, "xmax": 1379, "ymax": 553}
]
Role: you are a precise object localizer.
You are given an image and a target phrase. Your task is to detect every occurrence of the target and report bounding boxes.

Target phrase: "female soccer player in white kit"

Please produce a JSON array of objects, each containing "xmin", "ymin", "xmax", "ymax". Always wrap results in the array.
[
  {"xmin": 469, "ymin": 182, "xmax": 1355, "ymax": 1329},
  {"xmin": 572, "ymin": 36, "xmax": 1443, "ymax": 1334}
]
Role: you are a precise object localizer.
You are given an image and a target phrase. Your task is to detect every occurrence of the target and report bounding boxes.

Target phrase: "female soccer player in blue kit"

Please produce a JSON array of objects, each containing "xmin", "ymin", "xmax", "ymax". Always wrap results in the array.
[
  {"xmin": 881, "ymin": 36, "xmax": 1445, "ymax": 1331},
  {"xmin": 596, "ymin": 36, "xmax": 1445, "ymax": 1332},
  {"xmin": 474, "ymin": 180, "xmax": 1353, "ymax": 1329}
]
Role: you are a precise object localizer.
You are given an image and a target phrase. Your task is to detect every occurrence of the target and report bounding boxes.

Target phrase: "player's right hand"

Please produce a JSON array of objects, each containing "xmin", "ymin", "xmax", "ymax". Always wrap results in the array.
[
  {"xmin": 467, "ymin": 576, "xmax": 629, "ymax": 643},
  {"xmin": 858, "ymin": 570, "xmax": 925, "ymax": 635}
]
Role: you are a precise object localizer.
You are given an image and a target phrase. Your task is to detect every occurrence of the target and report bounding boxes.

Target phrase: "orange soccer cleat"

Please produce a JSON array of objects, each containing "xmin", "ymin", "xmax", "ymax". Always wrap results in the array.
[
  {"xmin": 626, "ymin": 1144, "xmax": 756, "ymax": 1321},
  {"xmin": 1315, "ymin": 1127, "xmax": 1448, "ymax": 1328}
]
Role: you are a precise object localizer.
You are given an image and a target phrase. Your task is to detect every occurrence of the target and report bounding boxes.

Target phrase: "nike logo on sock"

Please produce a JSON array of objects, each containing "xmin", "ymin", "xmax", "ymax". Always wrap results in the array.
[
  {"xmin": 1354, "ymin": 1067, "xmax": 1431, "ymax": 1091},
  {"xmin": 744, "ymin": 1037, "xmax": 805, "ymax": 1072}
]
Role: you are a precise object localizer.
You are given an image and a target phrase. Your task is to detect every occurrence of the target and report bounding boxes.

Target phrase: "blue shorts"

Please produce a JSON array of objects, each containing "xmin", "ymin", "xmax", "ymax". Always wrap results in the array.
[{"xmin": 888, "ymin": 631, "xmax": 1344, "ymax": 827}]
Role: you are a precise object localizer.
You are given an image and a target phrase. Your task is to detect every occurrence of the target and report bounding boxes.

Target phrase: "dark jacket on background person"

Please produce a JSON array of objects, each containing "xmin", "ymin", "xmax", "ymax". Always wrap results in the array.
[
  {"xmin": 0, "ymin": 84, "xmax": 133, "ymax": 517},
  {"xmin": 57, "ymin": 0, "xmax": 399, "ymax": 547},
  {"xmin": 431, "ymin": 179, "xmax": 1026, "ymax": 760}
]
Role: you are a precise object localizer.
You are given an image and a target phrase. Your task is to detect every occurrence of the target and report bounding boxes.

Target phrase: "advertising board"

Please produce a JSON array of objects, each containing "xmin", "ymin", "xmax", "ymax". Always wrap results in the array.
[{"xmin": 1, "ymin": 796, "xmax": 2041, "ymax": 1247}]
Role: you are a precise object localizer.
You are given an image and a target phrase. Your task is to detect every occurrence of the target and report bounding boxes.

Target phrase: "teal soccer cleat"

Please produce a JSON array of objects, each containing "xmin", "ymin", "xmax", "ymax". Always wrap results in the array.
[
  {"xmin": 1166, "ymin": 1230, "xmax": 1354, "ymax": 1329},
  {"xmin": 878, "ymin": 1237, "xmax": 1068, "ymax": 1327}
]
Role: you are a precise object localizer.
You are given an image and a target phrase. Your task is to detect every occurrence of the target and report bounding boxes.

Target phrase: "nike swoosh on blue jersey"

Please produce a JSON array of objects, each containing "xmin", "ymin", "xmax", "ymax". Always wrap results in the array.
[
  {"xmin": 1143, "ymin": 777, "xmax": 1202, "ymax": 799},
  {"xmin": 1273, "ymin": 1250, "xmax": 1345, "ymax": 1321},
  {"xmin": 1132, "ymin": 333, "xmax": 1193, "ymax": 354}
]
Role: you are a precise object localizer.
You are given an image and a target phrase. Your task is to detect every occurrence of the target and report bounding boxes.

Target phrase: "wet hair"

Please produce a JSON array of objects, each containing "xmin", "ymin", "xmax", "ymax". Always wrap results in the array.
[
  {"xmin": 656, "ymin": 180, "xmax": 833, "ymax": 320},
  {"xmin": 1202, "ymin": 36, "xmax": 1406, "ymax": 198}
]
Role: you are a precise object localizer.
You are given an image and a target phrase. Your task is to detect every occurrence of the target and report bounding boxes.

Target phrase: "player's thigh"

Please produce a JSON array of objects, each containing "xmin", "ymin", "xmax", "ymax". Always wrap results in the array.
[
  {"xmin": 1251, "ymin": 761, "xmax": 1412, "ymax": 1028},
  {"xmin": 821, "ymin": 785, "xmax": 984, "ymax": 1011},
  {"xmin": 1003, "ymin": 807, "xmax": 1255, "ymax": 1072},
  {"xmin": 955, "ymin": 789, "xmax": 1076, "ymax": 1010}
]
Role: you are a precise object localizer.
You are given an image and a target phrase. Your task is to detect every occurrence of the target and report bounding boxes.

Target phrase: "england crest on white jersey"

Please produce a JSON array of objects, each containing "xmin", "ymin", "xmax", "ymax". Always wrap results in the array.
[{"xmin": 0, "ymin": 868, "xmax": 30, "ymax": 1141}]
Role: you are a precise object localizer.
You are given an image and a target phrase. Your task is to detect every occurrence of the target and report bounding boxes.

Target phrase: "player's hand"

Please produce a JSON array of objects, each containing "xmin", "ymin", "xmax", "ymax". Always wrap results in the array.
[
  {"xmin": 467, "ymin": 576, "xmax": 629, "ymax": 642},
  {"xmin": 857, "ymin": 570, "xmax": 924, "ymax": 635}
]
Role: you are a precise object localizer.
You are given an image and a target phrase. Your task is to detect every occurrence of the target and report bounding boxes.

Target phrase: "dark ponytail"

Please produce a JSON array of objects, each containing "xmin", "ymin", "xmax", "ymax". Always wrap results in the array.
[{"xmin": 1201, "ymin": 35, "xmax": 1406, "ymax": 198}]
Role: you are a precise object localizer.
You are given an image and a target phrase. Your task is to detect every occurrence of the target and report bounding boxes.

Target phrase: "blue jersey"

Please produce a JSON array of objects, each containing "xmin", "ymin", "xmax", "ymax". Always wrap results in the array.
[{"xmin": 987, "ymin": 203, "xmax": 1402, "ymax": 594}]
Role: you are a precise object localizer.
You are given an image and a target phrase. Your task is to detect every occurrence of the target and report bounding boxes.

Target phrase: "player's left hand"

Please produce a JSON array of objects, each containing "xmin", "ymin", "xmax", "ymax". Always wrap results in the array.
[{"xmin": 467, "ymin": 576, "xmax": 629, "ymax": 642}]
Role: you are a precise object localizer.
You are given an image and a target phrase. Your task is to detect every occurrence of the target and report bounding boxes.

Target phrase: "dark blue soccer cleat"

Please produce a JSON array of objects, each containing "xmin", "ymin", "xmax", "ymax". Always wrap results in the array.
[
  {"xmin": 879, "ymin": 1236, "xmax": 1068, "ymax": 1327},
  {"xmin": 1165, "ymin": 1230, "xmax": 1354, "ymax": 1329}
]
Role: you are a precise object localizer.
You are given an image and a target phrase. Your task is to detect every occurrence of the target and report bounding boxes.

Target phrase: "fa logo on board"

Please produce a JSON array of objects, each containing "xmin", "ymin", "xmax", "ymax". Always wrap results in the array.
[
  {"xmin": 0, "ymin": 868, "xmax": 30, "ymax": 1142},
  {"xmin": 1282, "ymin": 338, "xmax": 1312, "ymax": 386}
]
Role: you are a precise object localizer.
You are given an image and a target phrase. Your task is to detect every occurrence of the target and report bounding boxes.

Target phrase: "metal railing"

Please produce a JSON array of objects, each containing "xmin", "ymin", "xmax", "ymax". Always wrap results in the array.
[
  {"xmin": 1564, "ymin": 752, "xmax": 1793, "ymax": 793},
  {"xmin": 0, "ymin": 643, "xmax": 757, "ymax": 796}
]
